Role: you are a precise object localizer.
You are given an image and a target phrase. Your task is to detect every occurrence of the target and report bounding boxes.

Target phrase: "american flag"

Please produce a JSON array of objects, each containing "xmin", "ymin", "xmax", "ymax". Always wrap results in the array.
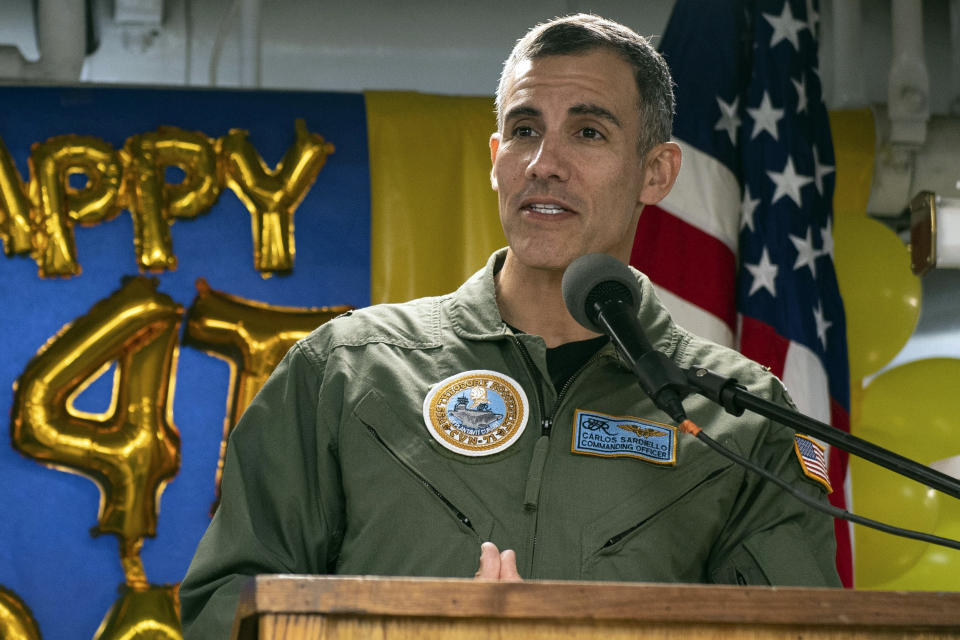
[
  {"xmin": 632, "ymin": 0, "xmax": 853, "ymax": 586},
  {"xmin": 795, "ymin": 434, "xmax": 832, "ymax": 491}
]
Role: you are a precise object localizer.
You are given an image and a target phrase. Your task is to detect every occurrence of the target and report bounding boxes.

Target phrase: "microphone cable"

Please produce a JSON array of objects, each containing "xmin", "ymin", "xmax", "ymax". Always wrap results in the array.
[{"xmin": 676, "ymin": 419, "xmax": 960, "ymax": 552}]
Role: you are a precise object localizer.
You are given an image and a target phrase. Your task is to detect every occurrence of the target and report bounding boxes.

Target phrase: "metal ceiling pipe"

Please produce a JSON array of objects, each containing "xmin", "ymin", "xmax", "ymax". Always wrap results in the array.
[
  {"xmin": 951, "ymin": 0, "xmax": 960, "ymax": 114},
  {"xmin": 239, "ymin": 0, "xmax": 261, "ymax": 87},
  {"xmin": 831, "ymin": 0, "xmax": 867, "ymax": 108},
  {"xmin": 888, "ymin": 0, "xmax": 930, "ymax": 145},
  {"xmin": 0, "ymin": 0, "xmax": 86, "ymax": 81},
  {"xmin": 869, "ymin": 0, "xmax": 932, "ymax": 216}
]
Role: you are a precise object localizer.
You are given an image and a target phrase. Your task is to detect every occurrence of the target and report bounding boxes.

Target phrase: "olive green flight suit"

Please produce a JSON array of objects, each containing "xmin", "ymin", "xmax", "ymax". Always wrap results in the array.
[{"xmin": 180, "ymin": 250, "xmax": 840, "ymax": 638}]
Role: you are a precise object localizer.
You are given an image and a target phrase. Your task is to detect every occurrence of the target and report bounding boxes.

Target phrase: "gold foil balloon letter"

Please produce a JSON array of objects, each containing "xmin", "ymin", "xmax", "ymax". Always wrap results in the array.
[
  {"xmin": 123, "ymin": 127, "xmax": 221, "ymax": 272},
  {"xmin": 186, "ymin": 278, "xmax": 349, "ymax": 509},
  {"xmin": 220, "ymin": 119, "xmax": 334, "ymax": 274},
  {"xmin": 94, "ymin": 584, "xmax": 182, "ymax": 640},
  {"xmin": 29, "ymin": 135, "xmax": 122, "ymax": 277},
  {"xmin": 10, "ymin": 277, "xmax": 183, "ymax": 584},
  {"xmin": 0, "ymin": 587, "xmax": 42, "ymax": 640},
  {"xmin": 0, "ymin": 135, "xmax": 34, "ymax": 257}
]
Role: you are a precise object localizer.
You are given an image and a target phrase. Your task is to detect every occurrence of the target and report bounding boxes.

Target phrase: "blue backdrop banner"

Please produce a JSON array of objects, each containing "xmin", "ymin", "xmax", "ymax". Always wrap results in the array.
[{"xmin": 0, "ymin": 85, "xmax": 370, "ymax": 639}]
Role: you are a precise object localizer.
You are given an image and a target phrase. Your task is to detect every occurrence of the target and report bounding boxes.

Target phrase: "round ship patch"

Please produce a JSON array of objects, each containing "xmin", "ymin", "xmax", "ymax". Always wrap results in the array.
[{"xmin": 422, "ymin": 370, "xmax": 528, "ymax": 457}]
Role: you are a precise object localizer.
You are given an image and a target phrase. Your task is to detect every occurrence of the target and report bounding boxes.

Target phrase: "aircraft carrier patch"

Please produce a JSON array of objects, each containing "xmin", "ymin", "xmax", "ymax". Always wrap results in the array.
[{"xmin": 422, "ymin": 370, "xmax": 528, "ymax": 457}]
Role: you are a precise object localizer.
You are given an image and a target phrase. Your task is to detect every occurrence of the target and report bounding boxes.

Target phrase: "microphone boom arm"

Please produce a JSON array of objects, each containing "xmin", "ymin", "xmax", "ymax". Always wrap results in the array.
[
  {"xmin": 684, "ymin": 366, "xmax": 960, "ymax": 500},
  {"xmin": 594, "ymin": 298, "xmax": 689, "ymax": 423}
]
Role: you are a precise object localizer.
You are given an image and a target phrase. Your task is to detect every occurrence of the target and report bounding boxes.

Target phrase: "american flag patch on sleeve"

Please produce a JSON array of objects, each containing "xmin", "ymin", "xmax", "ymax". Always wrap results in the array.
[{"xmin": 793, "ymin": 435, "xmax": 832, "ymax": 494}]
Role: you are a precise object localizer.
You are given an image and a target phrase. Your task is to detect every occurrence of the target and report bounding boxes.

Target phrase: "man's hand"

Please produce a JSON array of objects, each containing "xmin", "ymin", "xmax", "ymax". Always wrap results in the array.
[{"xmin": 473, "ymin": 541, "xmax": 523, "ymax": 581}]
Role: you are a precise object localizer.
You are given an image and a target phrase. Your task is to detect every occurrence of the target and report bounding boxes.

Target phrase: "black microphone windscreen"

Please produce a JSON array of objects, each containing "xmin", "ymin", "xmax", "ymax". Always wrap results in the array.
[{"xmin": 561, "ymin": 253, "xmax": 642, "ymax": 333}]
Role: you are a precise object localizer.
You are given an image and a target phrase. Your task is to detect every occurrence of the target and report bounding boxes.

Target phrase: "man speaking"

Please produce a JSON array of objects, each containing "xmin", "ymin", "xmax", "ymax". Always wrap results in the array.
[{"xmin": 180, "ymin": 13, "xmax": 840, "ymax": 638}]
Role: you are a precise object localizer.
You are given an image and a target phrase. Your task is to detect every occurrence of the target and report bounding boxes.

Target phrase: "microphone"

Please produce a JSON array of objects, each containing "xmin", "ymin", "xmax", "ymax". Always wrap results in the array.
[{"xmin": 561, "ymin": 253, "xmax": 688, "ymax": 423}]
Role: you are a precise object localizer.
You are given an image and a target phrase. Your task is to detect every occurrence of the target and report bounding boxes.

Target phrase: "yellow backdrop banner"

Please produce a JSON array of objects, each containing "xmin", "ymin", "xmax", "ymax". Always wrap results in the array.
[{"xmin": 365, "ymin": 91, "xmax": 505, "ymax": 304}]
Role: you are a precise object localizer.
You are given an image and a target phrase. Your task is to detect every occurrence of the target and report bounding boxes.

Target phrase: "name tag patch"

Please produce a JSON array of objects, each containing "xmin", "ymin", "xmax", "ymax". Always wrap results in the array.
[{"xmin": 572, "ymin": 410, "xmax": 676, "ymax": 465}]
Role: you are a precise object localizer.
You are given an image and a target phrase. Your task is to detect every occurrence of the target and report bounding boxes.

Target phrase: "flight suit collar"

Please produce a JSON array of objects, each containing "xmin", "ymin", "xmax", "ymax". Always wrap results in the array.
[
  {"xmin": 446, "ymin": 249, "xmax": 683, "ymax": 363},
  {"xmin": 446, "ymin": 249, "xmax": 512, "ymax": 342}
]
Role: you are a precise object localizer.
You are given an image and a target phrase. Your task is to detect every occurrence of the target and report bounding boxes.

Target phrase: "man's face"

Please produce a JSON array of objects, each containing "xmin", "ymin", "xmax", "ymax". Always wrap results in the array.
[{"xmin": 491, "ymin": 49, "xmax": 649, "ymax": 272}]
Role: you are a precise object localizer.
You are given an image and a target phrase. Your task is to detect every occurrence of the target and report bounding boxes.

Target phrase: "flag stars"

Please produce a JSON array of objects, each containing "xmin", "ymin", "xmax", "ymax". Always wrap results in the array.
[
  {"xmin": 764, "ymin": 1, "xmax": 808, "ymax": 51},
  {"xmin": 806, "ymin": 0, "xmax": 820, "ymax": 37},
  {"xmin": 812, "ymin": 145, "xmax": 835, "ymax": 195},
  {"xmin": 747, "ymin": 91, "xmax": 784, "ymax": 140},
  {"xmin": 715, "ymin": 95, "xmax": 741, "ymax": 146},
  {"xmin": 791, "ymin": 75, "xmax": 808, "ymax": 114},
  {"xmin": 768, "ymin": 156, "xmax": 814, "ymax": 207},
  {"xmin": 741, "ymin": 185, "xmax": 760, "ymax": 232},
  {"xmin": 820, "ymin": 218, "xmax": 835, "ymax": 258},
  {"xmin": 813, "ymin": 302, "xmax": 832, "ymax": 349},
  {"xmin": 745, "ymin": 247, "xmax": 779, "ymax": 297},
  {"xmin": 789, "ymin": 226, "xmax": 818, "ymax": 277}
]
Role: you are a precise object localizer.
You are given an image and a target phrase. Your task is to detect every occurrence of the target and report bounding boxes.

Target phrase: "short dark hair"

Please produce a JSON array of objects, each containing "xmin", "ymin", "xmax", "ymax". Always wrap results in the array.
[{"xmin": 496, "ymin": 13, "xmax": 675, "ymax": 157}]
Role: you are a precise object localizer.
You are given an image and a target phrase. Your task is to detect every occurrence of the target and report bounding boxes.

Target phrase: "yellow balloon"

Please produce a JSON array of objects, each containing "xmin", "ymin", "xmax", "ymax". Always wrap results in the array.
[
  {"xmin": 219, "ymin": 118, "xmax": 334, "ymax": 274},
  {"xmin": 853, "ymin": 358, "xmax": 960, "ymax": 589},
  {"xmin": 848, "ymin": 454, "xmax": 938, "ymax": 585},
  {"xmin": 866, "ymin": 493, "xmax": 960, "ymax": 591},
  {"xmin": 94, "ymin": 583, "xmax": 182, "ymax": 640},
  {"xmin": 185, "ymin": 278, "xmax": 350, "ymax": 513},
  {"xmin": 10, "ymin": 277, "xmax": 183, "ymax": 549},
  {"xmin": 833, "ymin": 212, "xmax": 920, "ymax": 381},
  {"xmin": 0, "ymin": 586, "xmax": 41, "ymax": 640}
]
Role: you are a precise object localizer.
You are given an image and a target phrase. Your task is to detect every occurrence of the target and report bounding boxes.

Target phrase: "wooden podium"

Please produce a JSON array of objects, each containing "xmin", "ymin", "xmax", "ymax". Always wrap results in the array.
[{"xmin": 231, "ymin": 575, "xmax": 960, "ymax": 639}]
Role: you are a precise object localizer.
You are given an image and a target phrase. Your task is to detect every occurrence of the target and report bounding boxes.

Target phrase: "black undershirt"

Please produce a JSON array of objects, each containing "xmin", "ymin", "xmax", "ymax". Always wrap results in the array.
[
  {"xmin": 507, "ymin": 324, "xmax": 608, "ymax": 391},
  {"xmin": 545, "ymin": 335, "xmax": 609, "ymax": 391}
]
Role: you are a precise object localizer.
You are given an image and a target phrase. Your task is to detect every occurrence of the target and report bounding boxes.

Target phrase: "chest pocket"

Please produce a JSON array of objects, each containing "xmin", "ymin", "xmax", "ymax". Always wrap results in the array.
[
  {"xmin": 579, "ymin": 456, "xmax": 739, "ymax": 582},
  {"xmin": 351, "ymin": 388, "xmax": 496, "ymax": 540}
]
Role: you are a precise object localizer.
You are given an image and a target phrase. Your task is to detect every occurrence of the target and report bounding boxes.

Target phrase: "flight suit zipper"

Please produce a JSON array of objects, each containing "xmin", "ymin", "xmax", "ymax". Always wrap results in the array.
[
  {"xmin": 510, "ymin": 336, "xmax": 600, "ymax": 496},
  {"xmin": 365, "ymin": 424, "xmax": 477, "ymax": 534},
  {"xmin": 510, "ymin": 335, "xmax": 605, "ymax": 575},
  {"xmin": 522, "ymin": 353, "xmax": 602, "ymax": 503},
  {"xmin": 510, "ymin": 335, "xmax": 549, "ymax": 435}
]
